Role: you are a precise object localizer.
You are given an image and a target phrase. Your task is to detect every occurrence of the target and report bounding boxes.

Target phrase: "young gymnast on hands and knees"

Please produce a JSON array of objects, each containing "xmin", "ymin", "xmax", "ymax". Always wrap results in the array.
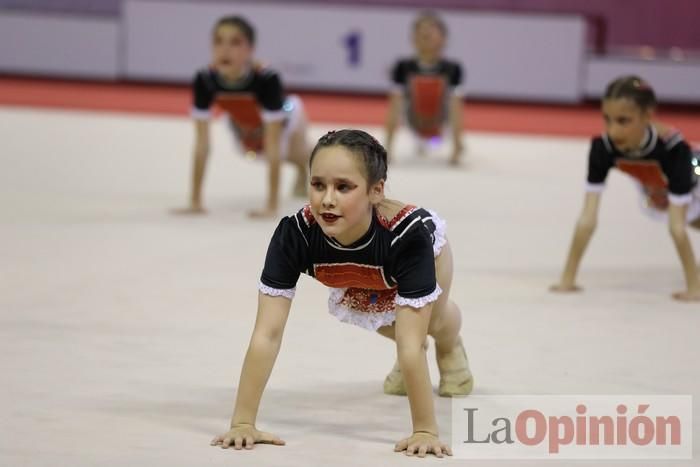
[
  {"xmin": 552, "ymin": 76, "xmax": 700, "ymax": 301},
  {"xmin": 385, "ymin": 11, "xmax": 465, "ymax": 165},
  {"xmin": 212, "ymin": 129, "xmax": 473, "ymax": 457},
  {"xmin": 175, "ymin": 16, "xmax": 308, "ymax": 218}
]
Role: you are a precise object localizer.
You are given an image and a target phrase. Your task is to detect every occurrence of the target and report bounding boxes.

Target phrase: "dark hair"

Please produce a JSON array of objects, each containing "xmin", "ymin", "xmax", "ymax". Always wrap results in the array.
[
  {"xmin": 310, "ymin": 129, "xmax": 388, "ymax": 185},
  {"xmin": 604, "ymin": 75, "xmax": 657, "ymax": 111},
  {"xmin": 413, "ymin": 11, "xmax": 448, "ymax": 37},
  {"xmin": 213, "ymin": 15, "xmax": 255, "ymax": 46}
]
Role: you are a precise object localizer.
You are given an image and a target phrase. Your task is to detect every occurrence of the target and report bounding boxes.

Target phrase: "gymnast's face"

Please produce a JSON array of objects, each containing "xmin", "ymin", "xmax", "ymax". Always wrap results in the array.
[
  {"xmin": 413, "ymin": 19, "xmax": 446, "ymax": 61},
  {"xmin": 309, "ymin": 146, "xmax": 384, "ymax": 246},
  {"xmin": 212, "ymin": 24, "xmax": 253, "ymax": 78},
  {"xmin": 602, "ymin": 98, "xmax": 652, "ymax": 154}
]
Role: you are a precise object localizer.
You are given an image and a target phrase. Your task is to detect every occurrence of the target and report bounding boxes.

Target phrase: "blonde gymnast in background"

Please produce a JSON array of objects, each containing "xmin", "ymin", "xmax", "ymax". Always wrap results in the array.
[
  {"xmin": 385, "ymin": 11, "xmax": 466, "ymax": 165},
  {"xmin": 211, "ymin": 129, "xmax": 473, "ymax": 457}
]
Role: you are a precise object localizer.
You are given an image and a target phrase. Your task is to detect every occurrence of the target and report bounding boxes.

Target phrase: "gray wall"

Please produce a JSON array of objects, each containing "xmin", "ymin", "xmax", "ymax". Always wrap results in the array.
[{"xmin": 2, "ymin": 0, "xmax": 699, "ymax": 103}]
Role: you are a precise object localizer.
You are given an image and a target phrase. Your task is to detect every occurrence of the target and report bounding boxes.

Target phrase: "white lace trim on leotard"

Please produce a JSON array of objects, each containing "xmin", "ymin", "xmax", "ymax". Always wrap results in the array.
[
  {"xmin": 395, "ymin": 285, "xmax": 443, "ymax": 309},
  {"xmin": 258, "ymin": 281, "xmax": 296, "ymax": 300}
]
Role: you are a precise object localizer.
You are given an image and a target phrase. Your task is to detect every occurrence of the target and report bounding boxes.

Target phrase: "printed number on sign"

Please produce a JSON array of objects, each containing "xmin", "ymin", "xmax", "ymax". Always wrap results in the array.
[{"xmin": 342, "ymin": 31, "xmax": 362, "ymax": 67}]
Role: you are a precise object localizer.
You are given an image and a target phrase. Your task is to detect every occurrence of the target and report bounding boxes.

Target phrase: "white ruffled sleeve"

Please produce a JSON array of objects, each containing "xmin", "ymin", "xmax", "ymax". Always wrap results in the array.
[
  {"xmin": 258, "ymin": 281, "xmax": 296, "ymax": 300},
  {"xmin": 395, "ymin": 284, "xmax": 442, "ymax": 309}
]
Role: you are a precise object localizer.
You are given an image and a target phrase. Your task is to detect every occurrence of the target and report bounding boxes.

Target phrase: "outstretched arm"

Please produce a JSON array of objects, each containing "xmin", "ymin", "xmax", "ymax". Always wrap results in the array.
[
  {"xmin": 250, "ymin": 120, "xmax": 284, "ymax": 218},
  {"xmin": 552, "ymin": 191, "xmax": 601, "ymax": 292},
  {"xmin": 393, "ymin": 303, "xmax": 452, "ymax": 458},
  {"xmin": 668, "ymin": 203, "xmax": 700, "ymax": 301},
  {"xmin": 212, "ymin": 292, "xmax": 292, "ymax": 449},
  {"xmin": 174, "ymin": 120, "xmax": 210, "ymax": 214},
  {"xmin": 448, "ymin": 95, "xmax": 464, "ymax": 165},
  {"xmin": 385, "ymin": 92, "xmax": 403, "ymax": 163}
]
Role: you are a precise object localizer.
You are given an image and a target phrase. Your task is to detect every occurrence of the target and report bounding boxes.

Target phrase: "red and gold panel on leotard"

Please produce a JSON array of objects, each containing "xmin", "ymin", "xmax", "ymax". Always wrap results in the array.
[
  {"xmin": 616, "ymin": 159, "xmax": 669, "ymax": 210},
  {"xmin": 216, "ymin": 93, "xmax": 264, "ymax": 152},
  {"xmin": 314, "ymin": 263, "xmax": 390, "ymax": 290},
  {"xmin": 408, "ymin": 76, "xmax": 446, "ymax": 138}
]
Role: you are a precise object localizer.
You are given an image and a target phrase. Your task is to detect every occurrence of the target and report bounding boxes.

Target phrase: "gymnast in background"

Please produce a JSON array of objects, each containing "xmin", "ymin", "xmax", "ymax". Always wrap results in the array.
[
  {"xmin": 176, "ymin": 15, "xmax": 309, "ymax": 218},
  {"xmin": 552, "ymin": 76, "xmax": 700, "ymax": 301},
  {"xmin": 385, "ymin": 11, "xmax": 466, "ymax": 165}
]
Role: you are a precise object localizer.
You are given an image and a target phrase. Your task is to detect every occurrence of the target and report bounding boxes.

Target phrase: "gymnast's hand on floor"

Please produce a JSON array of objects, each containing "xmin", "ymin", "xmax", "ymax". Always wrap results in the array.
[
  {"xmin": 394, "ymin": 431, "xmax": 452, "ymax": 458},
  {"xmin": 549, "ymin": 282, "xmax": 582, "ymax": 293},
  {"xmin": 171, "ymin": 204, "xmax": 207, "ymax": 216},
  {"xmin": 449, "ymin": 143, "xmax": 464, "ymax": 166},
  {"xmin": 211, "ymin": 423, "xmax": 285, "ymax": 450},
  {"xmin": 672, "ymin": 288, "xmax": 700, "ymax": 302},
  {"xmin": 248, "ymin": 206, "xmax": 278, "ymax": 219}
]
